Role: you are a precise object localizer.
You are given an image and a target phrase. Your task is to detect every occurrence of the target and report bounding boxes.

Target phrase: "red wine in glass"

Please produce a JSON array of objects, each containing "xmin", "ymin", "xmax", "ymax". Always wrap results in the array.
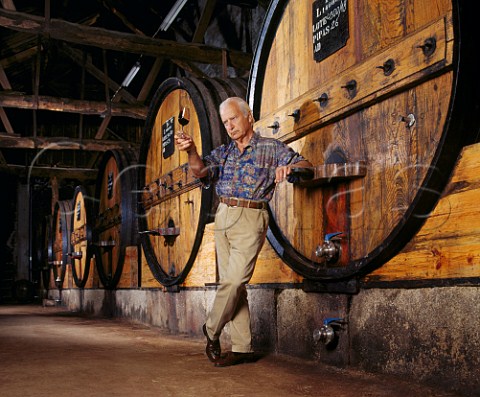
[{"xmin": 178, "ymin": 107, "xmax": 190, "ymax": 135}]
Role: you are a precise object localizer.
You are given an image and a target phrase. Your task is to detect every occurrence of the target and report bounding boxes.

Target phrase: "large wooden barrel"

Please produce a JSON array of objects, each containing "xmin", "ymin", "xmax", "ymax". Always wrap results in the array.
[
  {"xmin": 49, "ymin": 200, "xmax": 73, "ymax": 289},
  {"xmin": 70, "ymin": 185, "xmax": 94, "ymax": 288},
  {"xmin": 138, "ymin": 77, "xmax": 247, "ymax": 287},
  {"xmin": 248, "ymin": 0, "xmax": 480, "ymax": 284},
  {"xmin": 93, "ymin": 149, "xmax": 138, "ymax": 289}
]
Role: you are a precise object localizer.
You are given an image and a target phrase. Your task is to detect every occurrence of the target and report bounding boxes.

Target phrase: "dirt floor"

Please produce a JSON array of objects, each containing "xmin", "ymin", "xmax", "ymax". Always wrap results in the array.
[{"xmin": 0, "ymin": 304, "xmax": 465, "ymax": 397}]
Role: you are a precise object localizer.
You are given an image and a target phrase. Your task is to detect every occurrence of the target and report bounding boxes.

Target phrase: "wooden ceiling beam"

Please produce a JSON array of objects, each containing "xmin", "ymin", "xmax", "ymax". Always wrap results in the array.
[
  {"xmin": 0, "ymin": 14, "xmax": 100, "ymax": 69},
  {"xmin": 0, "ymin": 63, "xmax": 15, "ymax": 134},
  {"xmin": 0, "ymin": 133, "xmax": 138, "ymax": 151},
  {"xmin": 101, "ymin": 0, "xmax": 146, "ymax": 36},
  {"xmin": 0, "ymin": 92, "xmax": 147, "ymax": 118},
  {"xmin": 137, "ymin": 57, "xmax": 163, "ymax": 102},
  {"xmin": 60, "ymin": 44, "xmax": 137, "ymax": 104},
  {"xmin": 94, "ymin": 48, "xmax": 113, "ymax": 140},
  {"xmin": 0, "ymin": 63, "xmax": 12, "ymax": 89},
  {"xmin": 0, "ymin": 47, "xmax": 37, "ymax": 69},
  {"xmin": 0, "ymin": 8, "xmax": 252, "ymax": 69},
  {"xmin": 177, "ymin": 0, "xmax": 219, "ymax": 78},
  {"xmin": 0, "ymin": 163, "xmax": 98, "ymax": 180},
  {"xmin": 97, "ymin": 2, "xmax": 167, "ymax": 100},
  {"xmin": 0, "ymin": 107, "xmax": 14, "ymax": 133},
  {"xmin": 192, "ymin": 0, "xmax": 218, "ymax": 43},
  {"xmin": 102, "ymin": 2, "xmax": 208, "ymax": 82}
]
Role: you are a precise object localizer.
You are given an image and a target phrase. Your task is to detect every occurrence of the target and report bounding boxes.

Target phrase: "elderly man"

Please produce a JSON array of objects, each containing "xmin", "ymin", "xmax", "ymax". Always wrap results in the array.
[{"xmin": 175, "ymin": 97, "xmax": 312, "ymax": 367}]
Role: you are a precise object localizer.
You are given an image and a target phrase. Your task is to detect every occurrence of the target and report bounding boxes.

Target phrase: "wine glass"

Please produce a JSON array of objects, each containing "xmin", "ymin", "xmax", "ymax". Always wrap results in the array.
[{"xmin": 178, "ymin": 107, "xmax": 190, "ymax": 137}]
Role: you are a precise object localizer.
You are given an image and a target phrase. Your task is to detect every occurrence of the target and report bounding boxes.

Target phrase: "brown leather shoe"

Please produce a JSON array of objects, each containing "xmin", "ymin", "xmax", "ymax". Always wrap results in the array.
[
  {"xmin": 203, "ymin": 324, "xmax": 221, "ymax": 362},
  {"xmin": 214, "ymin": 351, "xmax": 255, "ymax": 367}
]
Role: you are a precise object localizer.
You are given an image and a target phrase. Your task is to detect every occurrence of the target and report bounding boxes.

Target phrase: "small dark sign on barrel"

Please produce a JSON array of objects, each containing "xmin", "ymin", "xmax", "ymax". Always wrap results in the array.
[
  {"xmin": 162, "ymin": 117, "xmax": 175, "ymax": 159},
  {"xmin": 312, "ymin": 0, "xmax": 349, "ymax": 62}
]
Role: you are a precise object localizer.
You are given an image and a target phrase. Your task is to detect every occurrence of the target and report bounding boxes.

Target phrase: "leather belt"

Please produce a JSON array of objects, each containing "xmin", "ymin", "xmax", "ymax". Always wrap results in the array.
[{"xmin": 219, "ymin": 197, "xmax": 268, "ymax": 210}]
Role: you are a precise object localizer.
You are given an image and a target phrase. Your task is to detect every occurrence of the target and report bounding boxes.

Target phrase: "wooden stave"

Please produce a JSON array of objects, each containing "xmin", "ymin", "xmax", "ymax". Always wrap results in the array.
[
  {"xmin": 70, "ymin": 185, "xmax": 94, "ymax": 288},
  {"xmin": 138, "ymin": 77, "xmax": 247, "ymax": 287},
  {"xmin": 93, "ymin": 149, "xmax": 138, "ymax": 289},
  {"xmin": 247, "ymin": 0, "xmax": 480, "ymax": 281},
  {"xmin": 50, "ymin": 200, "xmax": 73, "ymax": 289}
]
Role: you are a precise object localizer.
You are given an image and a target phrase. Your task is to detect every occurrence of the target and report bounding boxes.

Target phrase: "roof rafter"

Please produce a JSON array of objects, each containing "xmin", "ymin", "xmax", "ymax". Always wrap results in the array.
[
  {"xmin": 0, "ymin": 8, "xmax": 252, "ymax": 69},
  {"xmin": 0, "ymin": 133, "xmax": 138, "ymax": 151},
  {"xmin": 0, "ymin": 92, "xmax": 147, "ymax": 118}
]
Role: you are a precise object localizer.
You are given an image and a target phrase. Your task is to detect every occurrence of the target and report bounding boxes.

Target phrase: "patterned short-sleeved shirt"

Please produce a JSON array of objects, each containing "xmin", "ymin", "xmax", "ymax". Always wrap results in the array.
[{"xmin": 203, "ymin": 132, "xmax": 306, "ymax": 202}]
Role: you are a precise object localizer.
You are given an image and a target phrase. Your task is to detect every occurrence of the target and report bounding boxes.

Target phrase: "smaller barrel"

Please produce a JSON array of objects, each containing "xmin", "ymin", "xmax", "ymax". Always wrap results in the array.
[
  {"xmin": 70, "ymin": 185, "xmax": 94, "ymax": 288},
  {"xmin": 93, "ymin": 149, "xmax": 138, "ymax": 289},
  {"xmin": 49, "ymin": 200, "xmax": 73, "ymax": 289}
]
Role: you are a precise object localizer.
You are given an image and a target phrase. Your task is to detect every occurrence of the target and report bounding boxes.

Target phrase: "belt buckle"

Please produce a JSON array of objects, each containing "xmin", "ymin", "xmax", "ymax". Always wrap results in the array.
[{"xmin": 231, "ymin": 197, "xmax": 240, "ymax": 207}]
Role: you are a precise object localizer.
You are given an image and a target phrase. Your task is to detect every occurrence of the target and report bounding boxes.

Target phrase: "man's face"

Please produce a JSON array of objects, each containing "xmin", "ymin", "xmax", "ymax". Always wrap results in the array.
[{"xmin": 220, "ymin": 102, "xmax": 253, "ymax": 142}]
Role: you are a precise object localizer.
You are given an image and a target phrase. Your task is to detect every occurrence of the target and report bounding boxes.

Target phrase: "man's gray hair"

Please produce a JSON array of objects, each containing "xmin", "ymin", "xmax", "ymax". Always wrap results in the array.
[{"xmin": 219, "ymin": 97, "xmax": 254, "ymax": 121}]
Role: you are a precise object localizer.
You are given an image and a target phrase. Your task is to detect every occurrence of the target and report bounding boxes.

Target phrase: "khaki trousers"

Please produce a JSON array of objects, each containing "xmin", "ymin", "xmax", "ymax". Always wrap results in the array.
[{"xmin": 205, "ymin": 203, "xmax": 269, "ymax": 353}]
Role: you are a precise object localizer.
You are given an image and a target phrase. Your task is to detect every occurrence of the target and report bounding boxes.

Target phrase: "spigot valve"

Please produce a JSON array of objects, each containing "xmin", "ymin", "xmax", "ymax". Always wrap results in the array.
[
  {"xmin": 315, "ymin": 232, "xmax": 342, "ymax": 262},
  {"xmin": 313, "ymin": 317, "xmax": 345, "ymax": 346}
]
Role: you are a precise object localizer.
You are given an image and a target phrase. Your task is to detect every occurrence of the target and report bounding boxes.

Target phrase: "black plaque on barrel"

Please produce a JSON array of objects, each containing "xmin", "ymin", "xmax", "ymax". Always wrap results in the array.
[
  {"xmin": 162, "ymin": 117, "xmax": 175, "ymax": 159},
  {"xmin": 312, "ymin": 0, "xmax": 349, "ymax": 62}
]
